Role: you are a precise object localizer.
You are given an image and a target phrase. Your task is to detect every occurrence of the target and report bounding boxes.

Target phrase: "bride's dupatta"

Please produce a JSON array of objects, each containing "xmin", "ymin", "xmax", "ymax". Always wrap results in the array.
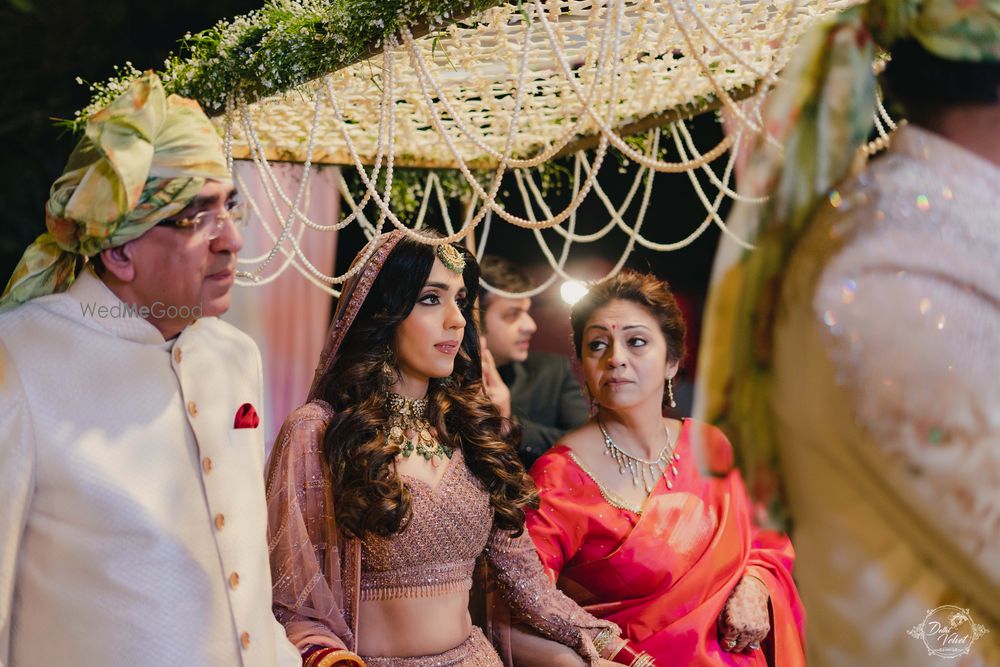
[
  {"xmin": 528, "ymin": 420, "xmax": 806, "ymax": 666},
  {"xmin": 265, "ymin": 231, "xmax": 405, "ymax": 654}
]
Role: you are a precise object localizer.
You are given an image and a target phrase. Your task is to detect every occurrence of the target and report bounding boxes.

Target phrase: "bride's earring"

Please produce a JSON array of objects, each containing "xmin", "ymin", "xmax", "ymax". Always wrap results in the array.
[
  {"xmin": 382, "ymin": 347, "xmax": 396, "ymax": 384},
  {"xmin": 667, "ymin": 377, "xmax": 677, "ymax": 409}
]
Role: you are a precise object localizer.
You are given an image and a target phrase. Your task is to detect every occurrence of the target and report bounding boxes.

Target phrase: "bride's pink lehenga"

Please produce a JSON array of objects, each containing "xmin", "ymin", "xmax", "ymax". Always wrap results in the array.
[{"xmin": 265, "ymin": 231, "xmax": 618, "ymax": 667}]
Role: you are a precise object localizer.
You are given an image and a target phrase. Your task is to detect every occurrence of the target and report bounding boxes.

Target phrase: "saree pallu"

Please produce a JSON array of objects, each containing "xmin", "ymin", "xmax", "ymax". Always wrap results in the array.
[{"xmin": 527, "ymin": 420, "xmax": 806, "ymax": 666}]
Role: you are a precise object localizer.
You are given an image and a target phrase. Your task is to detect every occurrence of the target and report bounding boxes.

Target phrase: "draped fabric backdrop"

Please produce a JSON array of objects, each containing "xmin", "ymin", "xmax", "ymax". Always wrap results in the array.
[{"xmin": 224, "ymin": 162, "xmax": 340, "ymax": 451}]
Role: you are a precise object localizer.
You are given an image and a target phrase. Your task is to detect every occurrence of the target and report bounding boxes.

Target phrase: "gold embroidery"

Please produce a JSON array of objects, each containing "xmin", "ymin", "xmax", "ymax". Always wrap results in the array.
[{"xmin": 567, "ymin": 452, "xmax": 645, "ymax": 515}]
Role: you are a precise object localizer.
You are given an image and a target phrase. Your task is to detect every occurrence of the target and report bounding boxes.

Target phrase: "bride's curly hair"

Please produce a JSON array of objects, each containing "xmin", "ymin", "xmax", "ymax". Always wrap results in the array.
[{"xmin": 314, "ymin": 233, "xmax": 538, "ymax": 538}]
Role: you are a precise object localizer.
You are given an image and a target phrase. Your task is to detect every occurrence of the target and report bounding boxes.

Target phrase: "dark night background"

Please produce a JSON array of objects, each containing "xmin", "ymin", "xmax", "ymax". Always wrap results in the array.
[
  {"xmin": 0, "ymin": 0, "xmax": 261, "ymax": 282},
  {"xmin": 0, "ymin": 0, "xmax": 730, "ymax": 376}
]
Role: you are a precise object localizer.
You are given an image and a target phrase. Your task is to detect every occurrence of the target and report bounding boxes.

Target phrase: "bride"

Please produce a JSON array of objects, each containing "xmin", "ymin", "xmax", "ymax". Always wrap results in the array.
[{"xmin": 265, "ymin": 230, "xmax": 647, "ymax": 667}]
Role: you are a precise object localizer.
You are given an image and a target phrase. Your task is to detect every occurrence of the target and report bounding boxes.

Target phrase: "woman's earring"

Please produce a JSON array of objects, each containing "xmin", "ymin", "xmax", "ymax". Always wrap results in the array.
[
  {"xmin": 585, "ymin": 385, "xmax": 598, "ymax": 416},
  {"xmin": 382, "ymin": 347, "xmax": 395, "ymax": 384},
  {"xmin": 667, "ymin": 377, "xmax": 677, "ymax": 409}
]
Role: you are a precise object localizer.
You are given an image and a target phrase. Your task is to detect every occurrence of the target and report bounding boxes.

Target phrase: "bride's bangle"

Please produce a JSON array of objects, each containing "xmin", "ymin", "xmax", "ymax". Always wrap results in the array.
[
  {"xmin": 629, "ymin": 653, "xmax": 655, "ymax": 667},
  {"xmin": 302, "ymin": 646, "xmax": 366, "ymax": 667},
  {"xmin": 608, "ymin": 642, "xmax": 656, "ymax": 666},
  {"xmin": 593, "ymin": 628, "xmax": 616, "ymax": 657}
]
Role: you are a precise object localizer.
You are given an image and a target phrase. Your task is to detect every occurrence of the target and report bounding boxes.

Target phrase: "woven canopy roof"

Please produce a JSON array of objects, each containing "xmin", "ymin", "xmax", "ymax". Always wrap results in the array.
[{"xmin": 204, "ymin": 0, "xmax": 854, "ymax": 168}]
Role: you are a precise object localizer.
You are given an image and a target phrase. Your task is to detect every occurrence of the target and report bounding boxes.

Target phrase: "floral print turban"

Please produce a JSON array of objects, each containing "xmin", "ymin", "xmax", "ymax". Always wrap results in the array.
[{"xmin": 1, "ymin": 71, "xmax": 230, "ymax": 312}]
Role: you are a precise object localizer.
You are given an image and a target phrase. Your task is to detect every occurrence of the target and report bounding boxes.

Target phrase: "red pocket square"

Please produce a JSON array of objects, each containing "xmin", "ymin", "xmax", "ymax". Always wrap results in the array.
[{"xmin": 234, "ymin": 403, "xmax": 260, "ymax": 429}]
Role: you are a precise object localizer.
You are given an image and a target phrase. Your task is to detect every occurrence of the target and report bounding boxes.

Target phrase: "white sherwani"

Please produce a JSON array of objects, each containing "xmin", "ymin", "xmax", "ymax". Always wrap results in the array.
[
  {"xmin": 0, "ymin": 270, "xmax": 299, "ymax": 667},
  {"xmin": 771, "ymin": 126, "xmax": 1000, "ymax": 664}
]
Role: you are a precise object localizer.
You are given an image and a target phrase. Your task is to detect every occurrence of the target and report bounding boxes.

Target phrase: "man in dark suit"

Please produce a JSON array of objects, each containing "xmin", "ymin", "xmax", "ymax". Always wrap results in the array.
[{"xmin": 479, "ymin": 256, "xmax": 589, "ymax": 468}]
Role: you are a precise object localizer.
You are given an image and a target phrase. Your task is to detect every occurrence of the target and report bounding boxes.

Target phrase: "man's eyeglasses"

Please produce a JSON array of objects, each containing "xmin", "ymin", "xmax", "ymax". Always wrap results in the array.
[{"xmin": 158, "ymin": 201, "xmax": 249, "ymax": 240}]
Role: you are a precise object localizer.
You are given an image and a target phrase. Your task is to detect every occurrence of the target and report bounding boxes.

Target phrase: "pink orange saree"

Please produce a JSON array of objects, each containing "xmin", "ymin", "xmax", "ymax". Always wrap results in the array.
[{"xmin": 526, "ymin": 420, "xmax": 805, "ymax": 666}]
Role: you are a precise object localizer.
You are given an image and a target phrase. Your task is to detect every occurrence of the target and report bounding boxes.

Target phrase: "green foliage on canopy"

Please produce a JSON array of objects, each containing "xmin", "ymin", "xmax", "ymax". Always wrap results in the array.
[{"xmin": 74, "ymin": 0, "xmax": 507, "ymax": 126}]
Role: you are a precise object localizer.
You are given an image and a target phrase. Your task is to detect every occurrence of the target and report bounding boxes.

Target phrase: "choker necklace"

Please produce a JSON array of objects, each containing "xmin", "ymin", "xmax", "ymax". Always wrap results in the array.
[
  {"xmin": 384, "ymin": 392, "xmax": 453, "ymax": 464},
  {"xmin": 598, "ymin": 420, "xmax": 680, "ymax": 493}
]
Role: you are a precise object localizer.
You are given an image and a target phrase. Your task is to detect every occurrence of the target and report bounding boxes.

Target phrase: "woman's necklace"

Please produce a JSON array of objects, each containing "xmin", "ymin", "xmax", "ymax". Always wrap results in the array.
[
  {"xmin": 598, "ymin": 419, "xmax": 680, "ymax": 493},
  {"xmin": 384, "ymin": 392, "xmax": 453, "ymax": 464}
]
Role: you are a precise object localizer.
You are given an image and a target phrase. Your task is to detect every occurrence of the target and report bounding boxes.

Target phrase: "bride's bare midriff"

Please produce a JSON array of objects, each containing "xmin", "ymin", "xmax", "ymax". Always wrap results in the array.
[{"xmin": 357, "ymin": 590, "xmax": 473, "ymax": 657}]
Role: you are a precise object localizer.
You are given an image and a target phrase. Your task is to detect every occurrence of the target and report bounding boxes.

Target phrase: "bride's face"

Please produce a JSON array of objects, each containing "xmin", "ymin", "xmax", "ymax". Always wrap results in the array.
[
  {"xmin": 579, "ymin": 298, "xmax": 678, "ymax": 413},
  {"xmin": 393, "ymin": 258, "xmax": 468, "ymax": 394}
]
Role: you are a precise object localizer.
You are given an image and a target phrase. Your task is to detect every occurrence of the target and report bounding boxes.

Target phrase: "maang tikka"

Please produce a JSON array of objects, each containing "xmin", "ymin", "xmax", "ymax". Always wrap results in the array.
[{"xmin": 436, "ymin": 244, "xmax": 466, "ymax": 274}]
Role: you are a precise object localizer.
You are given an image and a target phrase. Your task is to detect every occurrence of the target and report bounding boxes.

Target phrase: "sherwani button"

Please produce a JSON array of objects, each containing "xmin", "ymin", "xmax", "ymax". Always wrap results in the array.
[
  {"xmin": 229, "ymin": 572, "xmax": 240, "ymax": 589},
  {"xmin": 214, "ymin": 513, "xmax": 225, "ymax": 530},
  {"xmin": 202, "ymin": 457, "xmax": 213, "ymax": 474},
  {"xmin": 187, "ymin": 401, "xmax": 198, "ymax": 417},
  {"xmin": 240, "ymin": 631, "xmax": 250, "ymax": 649},
  {"xmin": 173, "ymin": 347, "xmax": 182, "ymax": 363}
]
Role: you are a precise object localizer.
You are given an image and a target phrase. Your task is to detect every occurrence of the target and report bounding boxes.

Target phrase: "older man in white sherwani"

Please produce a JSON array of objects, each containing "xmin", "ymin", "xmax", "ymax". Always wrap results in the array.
[{"xmin": 0, "ymin": 73, "xmax": 299, "ymax": 667}]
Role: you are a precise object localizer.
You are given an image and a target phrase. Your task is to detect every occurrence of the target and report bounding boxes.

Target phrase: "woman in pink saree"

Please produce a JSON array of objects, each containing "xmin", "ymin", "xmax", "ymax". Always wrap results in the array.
[
  {"xmin": 265, "ymin": 231, "xmax": 651, "ymax": 667},
  {"xmin": 526, "ymin": 271, "xmax": 806, "ymax": 666}
]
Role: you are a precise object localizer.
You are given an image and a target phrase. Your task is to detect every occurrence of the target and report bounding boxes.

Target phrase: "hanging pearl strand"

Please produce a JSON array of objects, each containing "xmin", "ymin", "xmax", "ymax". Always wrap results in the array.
[
  {"xmin": 234, "ymin": 54, "xmax": 397, "ymax": 287},
  {"xmin": 236, "ymin": 99, "xmax": 341, "ymax": 286},
  {"xmin": 224, "ymin": 95, "xmax": 236, "ymax": 178},
  {"xmin": 322, "ymin": 47, "xmax": 476, "ymax": 246},
  {"xmin": 533, "ymin": 0, "xmax": 738, "ymax": 172},
  {"xmin": 538, "ymin": 150, "xmax": 648, "ymax": 244},
  {"xmin": 678, "ymin": 0, "xmax": 810, "ymax": 140},
  {"xmin": 678, "ymin": 0, "xmax": 770, "ymax": 80},
  {"xmin": 402, "ymin": 1, "xmax": 616, "ymax": 171},
  {"xmin": 675, "ymin": 119, "xmax": 769, "ymax": 204},
  {"xmin": 512, "ymin": 119, "xmax": 656, "ymax": 287},
  {"xmin": 667, "ymin": 0, "xmax": 783, "ymax": 142},
  {"xmin": 233, "ymin": 172, "xmax": 340, "ymax": 294},
  {"xmin": 477, "ymin": 147, "xmax": 591, "ymax": 300},
  {"xmin": 231, "ymin": 45, "xmax": 401, "ymax": 288},
  {"xmin": 671, "ymin": 124, "xmax": 757, "ymax": 251},
  {"xmin": 401, "ymin": 3, "xmax": 617, "ymax": 232},
  {"xmin": 336, "ymin": 171, "xmax": 381, "ymax": 240},
  {"xmin": 274, "ymin": 61, "xmax": 394, "ymax": 238},
  {"xmin": 241, "ymin": 89, "xmax": 387, "ymax": 287},
  {"xmin": 334, "ymin": 54, "xmax": 396, "ymax": 231},
  {"xmin": 402, "ymin": 16, "xmax": 555, "ymax": 232},
  {"xmin": 404, "ymin": 0, "xmax": 621, "ymax": 228},
  {"xmin": 233, "ymin": 106, "xmax": 307, "ymax": 285},
  {"xmin": 575, "ymin": 129, "xmax": 723, "ymax": 252},
  {"xmin": 243, "ymin": 88, "xmax": 323, "ymax": 278},
  {"xmin": 571, "ymin": 122, "xmax": 750, "ymax": 252},
  {"xmin": 331, "ymin": 57, "xmax": 399, "ymax": 241}
]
